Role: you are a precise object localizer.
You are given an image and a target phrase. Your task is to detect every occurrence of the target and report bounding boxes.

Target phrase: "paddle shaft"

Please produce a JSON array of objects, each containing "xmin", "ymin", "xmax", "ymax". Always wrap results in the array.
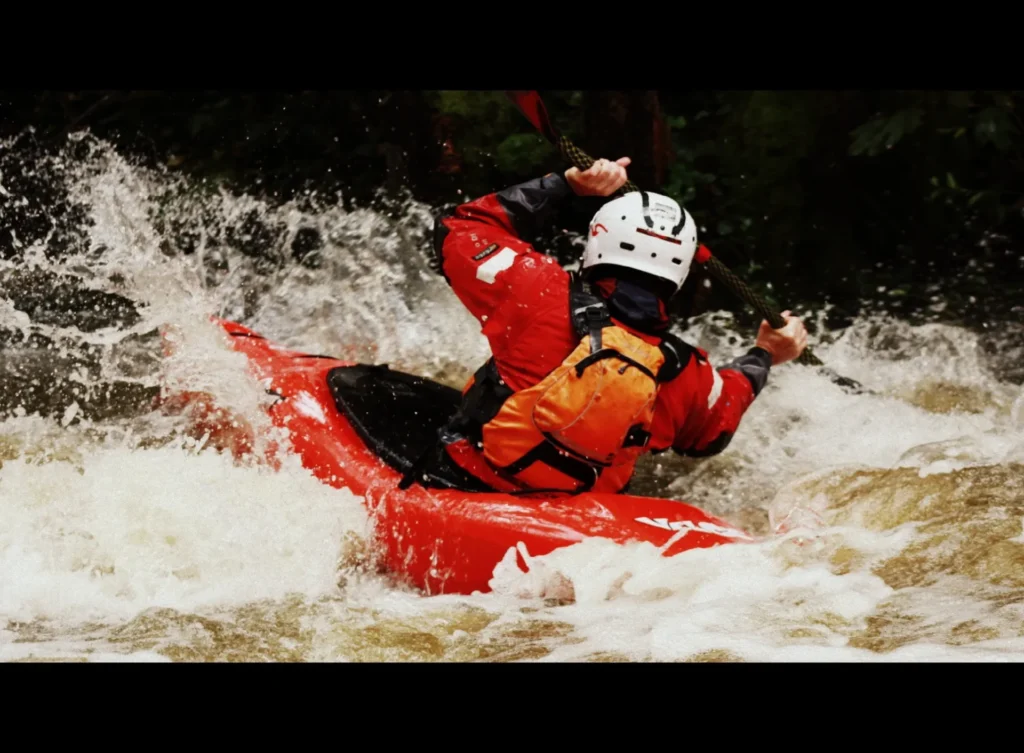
[{"xmin": 504, "ymin": 91, "xmax": 875, "ymax": 392}]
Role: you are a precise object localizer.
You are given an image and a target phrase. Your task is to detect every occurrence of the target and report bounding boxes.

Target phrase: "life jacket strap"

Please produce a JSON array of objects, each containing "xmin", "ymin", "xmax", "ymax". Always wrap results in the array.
[
  {"xmin": 446, "ymin": 357, "xmax": 513, "ymax": 445},
  {"xmin": 569, "ymin": 272, "xmax": 613, "ymax": 353}
]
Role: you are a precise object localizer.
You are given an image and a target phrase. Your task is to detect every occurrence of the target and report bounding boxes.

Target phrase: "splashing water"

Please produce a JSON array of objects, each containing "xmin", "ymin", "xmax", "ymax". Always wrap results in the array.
[{"xmin": 1, "ymin": 133, "xmax": 1022, "ymax": 662}]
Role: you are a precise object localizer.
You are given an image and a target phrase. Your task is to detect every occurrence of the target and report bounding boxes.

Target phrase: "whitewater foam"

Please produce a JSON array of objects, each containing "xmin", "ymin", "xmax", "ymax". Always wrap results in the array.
[{"xmin": 1, "ymin": 133, "xmax": 1022, "ymax": 662}]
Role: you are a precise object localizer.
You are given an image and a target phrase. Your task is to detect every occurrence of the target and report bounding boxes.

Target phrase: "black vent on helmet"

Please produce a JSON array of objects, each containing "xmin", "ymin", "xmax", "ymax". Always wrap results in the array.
[
  {"xmin": 671, "ymin": 211, "xmax": 686, "ymax": 235},
  {"xmin": 639, "ymin": 192, "xmax": 655, "ymax": 228}
]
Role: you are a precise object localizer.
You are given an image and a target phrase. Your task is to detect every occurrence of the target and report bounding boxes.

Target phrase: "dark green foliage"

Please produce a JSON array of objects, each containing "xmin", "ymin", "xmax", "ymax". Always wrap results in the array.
[{"xmin": 1, "ymin": 89, "xmax": 1020, "ymax": 327}]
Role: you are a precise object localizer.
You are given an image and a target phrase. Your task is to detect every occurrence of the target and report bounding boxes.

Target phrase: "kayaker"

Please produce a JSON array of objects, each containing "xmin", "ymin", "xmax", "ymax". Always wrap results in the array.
[{"xmin": 427, "ymin": 157, "xmax": 808, "ymax": 494}]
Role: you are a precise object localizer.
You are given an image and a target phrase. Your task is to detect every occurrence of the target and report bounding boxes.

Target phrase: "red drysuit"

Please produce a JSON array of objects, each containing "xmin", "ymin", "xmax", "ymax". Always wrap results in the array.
[{"xmin": 431, "ymin": 171, "xmax": 772, "ymax": 490}]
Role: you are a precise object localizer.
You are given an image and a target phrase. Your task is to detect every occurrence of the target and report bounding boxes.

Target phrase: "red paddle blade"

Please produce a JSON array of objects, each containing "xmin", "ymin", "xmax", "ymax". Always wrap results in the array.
[{"xmin": 506, "ymin": 90, "xmax": 560, "ymax": 143}]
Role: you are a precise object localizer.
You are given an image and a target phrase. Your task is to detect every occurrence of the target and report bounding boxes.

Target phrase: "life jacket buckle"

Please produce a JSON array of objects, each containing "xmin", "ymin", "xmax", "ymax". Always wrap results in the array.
[{"xmin": 573, "ymin": 302, "xmax": 609, "ymax": 353}]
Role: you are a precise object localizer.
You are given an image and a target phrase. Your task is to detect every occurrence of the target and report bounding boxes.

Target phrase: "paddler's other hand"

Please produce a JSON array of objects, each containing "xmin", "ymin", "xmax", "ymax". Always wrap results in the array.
[
  {"xmin": 565, "ymin": 157, "xmax": 631, "ymax": 197},
  {"xmin": 755, "ymin": 310, "xmax": 809, "ymax": 366}
]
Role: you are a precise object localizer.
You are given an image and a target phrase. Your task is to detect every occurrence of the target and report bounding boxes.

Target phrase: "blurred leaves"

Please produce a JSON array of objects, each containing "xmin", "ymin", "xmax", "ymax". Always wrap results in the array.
[
  {"xmin": 974, "ymin": 106, "xmax": 1018, "ymax": 150},
  {"xmin": 1, "ymin": 88, "xmax": 1021, "ymax": 323},
  {"xmin": 849, "ymin": 108, "xmax": 925, "ymax": 156},
  {"xmin": 495, "ymin": 133, "xmax": 550, "ymax": 175}
]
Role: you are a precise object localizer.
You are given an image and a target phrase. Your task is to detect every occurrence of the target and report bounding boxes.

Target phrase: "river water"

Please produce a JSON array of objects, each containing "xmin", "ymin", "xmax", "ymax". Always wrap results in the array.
[{"xmin": 1, "ymin": 134, "xmax": 1022, "ymax": 662}]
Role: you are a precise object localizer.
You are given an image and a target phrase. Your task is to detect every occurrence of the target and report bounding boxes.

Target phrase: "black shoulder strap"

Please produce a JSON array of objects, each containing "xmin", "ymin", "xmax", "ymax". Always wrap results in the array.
[
  {"xmin": 446, "ymin": 357, "xmax": 513, "ymax": 443},
  {"xmin": 656, "ymin": 331, "xmax": 696, "ymax": 382},
  {"xmin": 568, "ymin": 273, "xmax": 612, "ymax": 353}
]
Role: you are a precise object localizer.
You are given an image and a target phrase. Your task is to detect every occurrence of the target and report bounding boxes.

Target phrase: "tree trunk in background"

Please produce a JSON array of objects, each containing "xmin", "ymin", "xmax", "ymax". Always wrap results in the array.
[{"xmin": 582, "ymin": 91, "xmax": 671, "ymax": 189}]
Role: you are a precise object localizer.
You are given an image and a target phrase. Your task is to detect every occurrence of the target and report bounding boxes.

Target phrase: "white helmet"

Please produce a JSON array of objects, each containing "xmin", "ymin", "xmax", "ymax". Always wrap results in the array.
[{"xmin": 581, "ymin": 191, "xmax": 698, "ymax": 292}]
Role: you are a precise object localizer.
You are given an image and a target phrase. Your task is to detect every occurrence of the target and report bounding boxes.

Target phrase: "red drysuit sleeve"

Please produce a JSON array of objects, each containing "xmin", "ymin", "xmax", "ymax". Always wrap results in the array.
[
  {"xmin": 657, "ymin": 346, "xmax": 773, "ymax": 457},
  {"xmin": 429, "ymin": 172, "xmax": 589, "ymax": 391},
  {"xmin": 429, "ymin": 171, "xmax": 579, "ymax": 319}
]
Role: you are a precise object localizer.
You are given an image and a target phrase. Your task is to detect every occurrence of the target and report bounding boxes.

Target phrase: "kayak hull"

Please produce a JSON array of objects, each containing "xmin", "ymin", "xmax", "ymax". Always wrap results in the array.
[{"xmin": 166, "ymin": 319, "xmax": 754, "ymax": 595}]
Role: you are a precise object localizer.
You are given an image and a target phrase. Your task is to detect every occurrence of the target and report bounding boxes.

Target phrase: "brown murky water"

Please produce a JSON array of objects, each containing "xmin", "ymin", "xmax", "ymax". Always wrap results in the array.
[{"xmin": 2, "ymin": 135, "xmax": 1023, "ymax": 662}]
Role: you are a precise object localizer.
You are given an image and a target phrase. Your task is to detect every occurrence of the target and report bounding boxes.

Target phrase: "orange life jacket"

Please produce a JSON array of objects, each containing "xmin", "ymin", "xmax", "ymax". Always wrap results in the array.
[{"xmin": 447, "ymin": 274, "xmax": 690, "ymax": 494}]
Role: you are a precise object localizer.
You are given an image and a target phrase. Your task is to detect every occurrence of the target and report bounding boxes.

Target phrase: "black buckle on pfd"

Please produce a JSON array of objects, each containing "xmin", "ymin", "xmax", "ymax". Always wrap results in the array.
[
  {"xmin": 569, "ymin": 273, "xmax": 612, "ymax": 352},
  {"xmin": 579, "ymin": 304, "xmax": 606, "ymax": 352}
]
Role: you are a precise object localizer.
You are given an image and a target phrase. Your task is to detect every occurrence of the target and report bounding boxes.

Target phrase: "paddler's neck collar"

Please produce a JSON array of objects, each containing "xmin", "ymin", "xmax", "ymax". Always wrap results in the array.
[{"xmin": 590, "ymin": 276, "xmax": 672, "ymax": 335}]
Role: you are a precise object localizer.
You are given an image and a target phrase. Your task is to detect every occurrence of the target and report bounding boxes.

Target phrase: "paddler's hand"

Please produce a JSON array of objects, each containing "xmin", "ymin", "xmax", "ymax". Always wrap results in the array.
[
  {"xmin": 565, "ymin": 157, "xmax": 631, "ymax": 197},
  {"xmin": 755, "ymin": 310, "xmax": 809, "ymax": 366}
]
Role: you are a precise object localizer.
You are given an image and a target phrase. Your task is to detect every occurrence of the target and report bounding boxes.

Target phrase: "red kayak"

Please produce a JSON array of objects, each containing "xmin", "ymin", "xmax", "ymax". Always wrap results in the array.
[{"xmin": 163, "ymin": 318, "xmax": 754, "ymax": 595}]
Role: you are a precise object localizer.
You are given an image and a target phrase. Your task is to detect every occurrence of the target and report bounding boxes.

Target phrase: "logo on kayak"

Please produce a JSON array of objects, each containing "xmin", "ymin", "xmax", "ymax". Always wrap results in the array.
[
  {"xmin": 634, "ymin": 516, "xmax": 753, "ymax": 540},
  {"xmin": 293, "ymin": 391, "xmax": 328, "ymax": 424}
]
